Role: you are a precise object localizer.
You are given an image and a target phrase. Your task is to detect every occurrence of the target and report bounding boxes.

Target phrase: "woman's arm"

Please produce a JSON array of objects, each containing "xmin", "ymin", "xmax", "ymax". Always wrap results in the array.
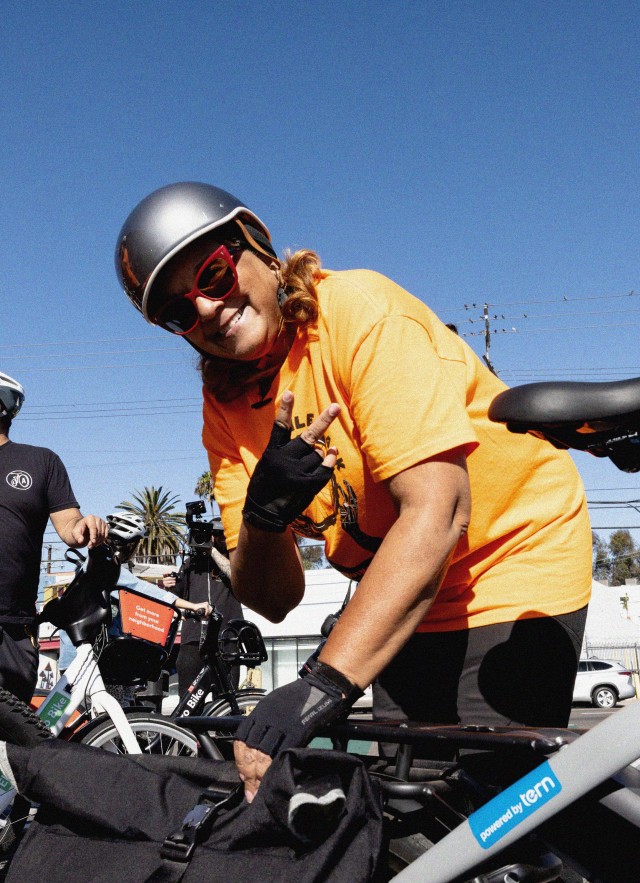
[
  {"xmin": 318, "ymin": 449, "xmax": 471, "ymax": 686},
  {"xmin": 176, "ymin": 598, "xmax": 213, "ymax": 616},
  {"xmin": 210, "ymin": 544, "xmax": 232, "ymax": 586},
  {"xmin": 234, "ymin": 447, "xmax": 471, "ymax": 801},
  {"xmin": 229, "ymin": 524, "xmax": 304, "ymax": 622},
  {"xmin": 228, "ymin": 392, "xmax": 340, "ymax": 623}
]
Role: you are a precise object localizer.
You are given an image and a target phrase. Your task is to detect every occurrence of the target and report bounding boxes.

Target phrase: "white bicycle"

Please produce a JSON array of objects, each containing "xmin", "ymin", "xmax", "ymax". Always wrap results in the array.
[{"xmin": 0, "ymin": 542, "xmax": 198, "ymax": 852}]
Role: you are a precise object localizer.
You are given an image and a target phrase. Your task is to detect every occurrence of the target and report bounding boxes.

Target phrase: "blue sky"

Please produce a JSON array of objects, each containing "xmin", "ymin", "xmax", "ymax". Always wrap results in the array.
[{"xmin": 2, "ymin": 1, "xmax": 639, "ymax": 570}]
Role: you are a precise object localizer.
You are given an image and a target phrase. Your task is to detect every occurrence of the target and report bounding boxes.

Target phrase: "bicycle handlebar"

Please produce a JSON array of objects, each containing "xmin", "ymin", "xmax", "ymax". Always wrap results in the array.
[{"xmin": 181, "ymin": 607, "xmax": 209, "ymax": 621}]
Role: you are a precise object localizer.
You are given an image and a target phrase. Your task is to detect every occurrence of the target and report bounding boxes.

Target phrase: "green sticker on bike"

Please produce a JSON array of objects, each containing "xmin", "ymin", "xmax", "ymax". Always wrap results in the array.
[{"xmin": 38, "ymin": 692, "xmax": 71, "ymax": 729}]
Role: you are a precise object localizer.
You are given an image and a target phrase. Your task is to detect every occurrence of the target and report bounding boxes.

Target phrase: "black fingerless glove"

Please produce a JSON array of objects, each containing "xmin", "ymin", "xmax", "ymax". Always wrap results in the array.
[
  {"xmin": 242, "ymin": 421, "xmax": 334, "ymax": 533},
  {"xmin": 234, "ymin": 661, "xmax": 364, "ymax": 757}
]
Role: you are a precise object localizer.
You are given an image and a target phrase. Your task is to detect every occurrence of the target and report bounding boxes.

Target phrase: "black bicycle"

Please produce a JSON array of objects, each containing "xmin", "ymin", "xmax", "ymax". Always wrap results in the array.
[{"xmin": 166, "ymin": 608, "xmax": 268, "ymax": 759}]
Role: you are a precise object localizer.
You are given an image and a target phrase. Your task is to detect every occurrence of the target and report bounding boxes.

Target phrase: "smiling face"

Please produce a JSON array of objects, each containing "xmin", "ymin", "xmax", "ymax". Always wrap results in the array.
[{"xmin": 153, "ymin": 233, "xmax": 283, "ymax": 362}]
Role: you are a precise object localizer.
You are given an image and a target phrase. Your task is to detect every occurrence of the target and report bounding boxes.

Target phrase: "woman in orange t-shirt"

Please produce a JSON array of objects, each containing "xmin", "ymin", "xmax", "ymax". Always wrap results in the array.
[{"xmin": 116, "ymin": 182, "xmax": 591, "ymax": 802}]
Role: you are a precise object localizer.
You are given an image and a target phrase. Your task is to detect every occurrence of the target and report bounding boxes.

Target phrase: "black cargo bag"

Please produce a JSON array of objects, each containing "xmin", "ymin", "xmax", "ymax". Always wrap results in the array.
[{"xmin": 2, "ymin": 739, "xmax": 384, "ymax": 882}]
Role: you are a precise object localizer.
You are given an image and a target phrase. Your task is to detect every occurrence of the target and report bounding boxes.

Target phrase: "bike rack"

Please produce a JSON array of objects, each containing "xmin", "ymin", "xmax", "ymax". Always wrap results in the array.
[{"xmin": 390, "ymin": 698, "xmax": 640, "ymax": 881}]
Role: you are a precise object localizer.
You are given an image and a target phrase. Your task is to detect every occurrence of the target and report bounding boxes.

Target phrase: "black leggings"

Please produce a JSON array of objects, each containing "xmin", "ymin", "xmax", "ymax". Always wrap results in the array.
[
  {"xmin": 373, "ymin": 607, "xmax": 587, "ymax": 731},
  {"xmin": 0, "ymin": 624, "xmax": 39, "ymax": 704}
]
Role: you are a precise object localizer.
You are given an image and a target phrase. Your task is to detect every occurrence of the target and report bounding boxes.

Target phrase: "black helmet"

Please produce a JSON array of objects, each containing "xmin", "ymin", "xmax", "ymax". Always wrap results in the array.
[
  {"xmin": 0, "ymin": 372, "xmax": 25, "ymax": 420},
  {"xmin": 115, "ymin": 182, "xmax": 272, "ymax": 323}
]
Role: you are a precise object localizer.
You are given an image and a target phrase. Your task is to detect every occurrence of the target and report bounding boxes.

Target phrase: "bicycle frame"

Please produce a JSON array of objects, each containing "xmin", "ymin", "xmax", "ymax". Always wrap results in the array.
[
  {"xmin": 36, "ymin": 643, "xmax": 141, "ymax": 751},
  {"xmin": 390, "ymin": 698, "xmax": 640, "ymax": 880},
  {"xmin": 0, "ymin": 642, "xmax": 141, "ymax": 819},
  {"xmin": 0, "ymin": 544, "xmax": 179, "ymax": 816},
  {"xmin": 171, "ymin": 612, "xmax": 267, "ymax": 720},
  {"xmin": 178, "ymin": 706, "xmax": 640, "ymax": 880}
]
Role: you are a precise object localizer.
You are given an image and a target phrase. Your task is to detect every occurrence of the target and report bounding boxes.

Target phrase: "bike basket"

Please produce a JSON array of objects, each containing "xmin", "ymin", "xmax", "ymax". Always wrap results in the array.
[
  {"xmin": 98, "ymin": 589, "xmax": 179, "ymax": 685},
  {"xmin": 120, "ymin": 589, "xmax": 176, "ymax": 641}
]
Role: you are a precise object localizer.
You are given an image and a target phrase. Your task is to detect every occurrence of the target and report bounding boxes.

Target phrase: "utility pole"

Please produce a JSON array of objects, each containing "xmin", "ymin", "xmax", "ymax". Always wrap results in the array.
[
  {"xmin": 46, "ymin": 544, "xmax": 52, "ymax": 575},
  {"xmin": 482, "ymin": 303, "xmax": 498, "ymax": 376}
]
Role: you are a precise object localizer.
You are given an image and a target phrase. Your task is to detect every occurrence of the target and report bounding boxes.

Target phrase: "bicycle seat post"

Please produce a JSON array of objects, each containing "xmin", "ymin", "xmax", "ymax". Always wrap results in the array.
[{"xmin": 394, "ymin": 740, "xmax": 414, "ymax": 780}]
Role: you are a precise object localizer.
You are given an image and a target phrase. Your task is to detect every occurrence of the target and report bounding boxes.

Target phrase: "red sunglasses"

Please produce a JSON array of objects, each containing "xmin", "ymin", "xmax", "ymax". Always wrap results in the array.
[{"xmin": 151, "ymin": 243, "xmax": 242, "ymax": 335}]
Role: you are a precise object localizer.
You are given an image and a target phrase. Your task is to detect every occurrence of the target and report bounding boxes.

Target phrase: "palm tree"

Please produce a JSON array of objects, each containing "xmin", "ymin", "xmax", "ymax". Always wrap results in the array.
[
  {"xmin": 117, "ymin": 486, "xmax": 185, "ymax": 565},
  {"xmin": 194, "ymin": 470, "xmax": 214, "ymax": 512}
]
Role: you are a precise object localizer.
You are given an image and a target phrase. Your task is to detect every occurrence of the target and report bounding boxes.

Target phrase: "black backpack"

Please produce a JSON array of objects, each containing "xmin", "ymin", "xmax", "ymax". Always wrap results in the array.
[{"xmin": 4, "ymin": 739, "xmax": 383, "ymax": 882}]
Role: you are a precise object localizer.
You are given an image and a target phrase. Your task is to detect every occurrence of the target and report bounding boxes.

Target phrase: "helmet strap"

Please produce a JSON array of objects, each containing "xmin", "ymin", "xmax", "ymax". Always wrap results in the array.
[{"xmin": 235, "ymin": 219, "xmax": 277, "ymax": 262}]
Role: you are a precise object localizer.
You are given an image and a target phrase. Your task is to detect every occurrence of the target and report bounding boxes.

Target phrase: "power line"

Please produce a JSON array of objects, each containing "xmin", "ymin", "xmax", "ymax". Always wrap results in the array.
[
  {"xmin": 0, "ymin": 336, "xmax": 159, "ymax": 349},
  {"xmin": 464, "ymin": 290, "xmax": 638, "ymax": 309},
  {"xmin": 10, "ymin": 347, "xmax": 177, "ymax": 363},
  {"xmin": 502, "ymin": 367, "xmax": 640, "ymax": 376},
  {"xmin": 21, "ymin": 409, "xmax": 201, "ymax": 421},
  {"xmin": 586, "ymin": 487, "xmax": 640, "ymax": 492},
  {"xmin": 12, "ymin": 362, "xmax": 187, "ymax": 372},
  {"xmin": 484, "ymin": 307, "xmax": 640, "ymax": 322},
  {"xmin": 67, "ymin": 455, "xmax": 205, "ymax": 468},
  {"xmin": 26, "ymin": 396, "xmax": 201, "ymax": 409},
  {"xmin": 464, "ymin": 321, "xmax": 639, "ymax": 337}
]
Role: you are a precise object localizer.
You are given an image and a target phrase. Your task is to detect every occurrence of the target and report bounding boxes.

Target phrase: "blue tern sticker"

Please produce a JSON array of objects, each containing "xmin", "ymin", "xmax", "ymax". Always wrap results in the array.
[{"xmin": 468, "ymin": 760, "xmax": 562, "ymax": 849}]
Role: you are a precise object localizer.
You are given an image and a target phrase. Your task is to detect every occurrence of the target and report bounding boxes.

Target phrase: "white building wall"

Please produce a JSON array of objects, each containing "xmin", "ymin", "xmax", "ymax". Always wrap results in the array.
[
  {"xmin": 585, "ymin": 580, "xmax": 640, "ymax": 644},
  {"xmin": 239, "ymin": 568, "xmax": 352, "ymax": 692}
]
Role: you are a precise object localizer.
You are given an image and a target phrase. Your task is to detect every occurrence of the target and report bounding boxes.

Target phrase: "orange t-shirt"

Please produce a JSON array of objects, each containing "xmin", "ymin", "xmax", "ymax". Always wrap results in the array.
[{"xmin": 203, "ymin": 269, "xmax": 592, "ymax": 631}]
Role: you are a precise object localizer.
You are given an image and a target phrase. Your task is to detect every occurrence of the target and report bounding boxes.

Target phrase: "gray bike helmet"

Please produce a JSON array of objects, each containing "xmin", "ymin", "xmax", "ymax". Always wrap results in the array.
[
  {"xmin": 0, "ymin": 372, "xmax": 25, "ymax": 420},
  {"xmin": 115, "ymin": 182, "xmax": 273, "ymax": 324}
]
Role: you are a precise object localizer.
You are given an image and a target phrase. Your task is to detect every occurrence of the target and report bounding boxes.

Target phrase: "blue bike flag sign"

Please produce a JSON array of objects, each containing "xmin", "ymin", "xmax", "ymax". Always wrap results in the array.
[{"xmin": 468, "ymin": 760, "xmax": 562, "ymax": 849}]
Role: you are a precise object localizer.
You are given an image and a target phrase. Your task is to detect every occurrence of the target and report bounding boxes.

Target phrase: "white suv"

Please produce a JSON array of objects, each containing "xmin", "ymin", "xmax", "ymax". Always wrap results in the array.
[{"xmin": 573, "ymin": 658, "xmax": 637, "ymax": 709}]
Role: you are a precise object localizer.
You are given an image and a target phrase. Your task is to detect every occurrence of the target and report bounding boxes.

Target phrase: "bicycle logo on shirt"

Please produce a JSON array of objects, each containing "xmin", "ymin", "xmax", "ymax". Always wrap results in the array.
[
  {"xmin": 6, "ymin": 470, "xmax": 33, "ymax": 490},
  {"xmin": 291, "ymin": 432, "xmax": 382, "ymax": 579}
]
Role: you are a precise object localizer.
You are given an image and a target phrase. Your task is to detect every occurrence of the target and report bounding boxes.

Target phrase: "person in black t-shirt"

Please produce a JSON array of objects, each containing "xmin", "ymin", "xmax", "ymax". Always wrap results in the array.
[
  {"xmin": 170, "ymin": 531, "xmax": 242, "ymax": 695},
  {"xmin": 0, "ymin": 373, "xmax": 108, "ymax": 702}
]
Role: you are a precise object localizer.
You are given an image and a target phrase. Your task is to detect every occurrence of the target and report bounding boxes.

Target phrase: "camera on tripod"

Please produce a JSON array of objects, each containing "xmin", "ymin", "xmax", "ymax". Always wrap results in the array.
[{"xmin": 185, "ymin": 500, "xmax": 219, "ymax": 552}]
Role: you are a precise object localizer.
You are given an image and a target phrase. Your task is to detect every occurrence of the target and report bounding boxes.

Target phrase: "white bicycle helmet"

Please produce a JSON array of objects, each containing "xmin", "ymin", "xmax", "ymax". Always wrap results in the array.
[
  {"xmin": 0, "ymin": 373, "xmax": 25, "ymax": 420},
  {"xmin": 107, "ymin": 512, "xmax": 148, "ymax": 542},
  {"xmin": 115, "ymin": 182, "xmax": 273, "ymax": 325}
]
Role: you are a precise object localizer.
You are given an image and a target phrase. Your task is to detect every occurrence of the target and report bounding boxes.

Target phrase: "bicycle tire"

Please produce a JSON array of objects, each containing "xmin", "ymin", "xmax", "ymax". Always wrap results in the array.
[
  {"xmin": 202, "ymin": 689, "xmax": 265, "ymax": 719},
  {"xmin": 188, "ymin": 691, "xmax": 266, "ymax": 758},
  {"xmin": 77, "ymin": 712, "xmax": 198, "ymax": 756},
  {"xmin": 0, "ymin": 689, "xmax": 52, "ymax": 747}
]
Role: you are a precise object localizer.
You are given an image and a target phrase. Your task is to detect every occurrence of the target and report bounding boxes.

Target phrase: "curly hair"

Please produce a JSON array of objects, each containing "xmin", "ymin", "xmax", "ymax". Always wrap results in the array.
[{"xmin": 198, "ymin": 248, "xmax": 327, "ymax": 402}]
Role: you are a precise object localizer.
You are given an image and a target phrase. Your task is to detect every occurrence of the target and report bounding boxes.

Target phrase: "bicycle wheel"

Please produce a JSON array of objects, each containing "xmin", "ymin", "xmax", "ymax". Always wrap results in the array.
[
  {"xmin": 202, "ymin": 689, "xmax": 265, "ymax": 719},
  {"xmin": 77, "ymin": 712, "xmax": 198, "ymax": 756},
  {"xmin": 195, "ymin": 691, "xmax": 265, "ymax": 758}
]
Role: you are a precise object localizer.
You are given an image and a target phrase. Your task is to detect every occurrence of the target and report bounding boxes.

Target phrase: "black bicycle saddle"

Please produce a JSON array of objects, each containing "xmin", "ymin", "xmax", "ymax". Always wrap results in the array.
[
  {"xmin": 489, "ymin": 377, "xmax": 640, "ymax": 426},
  {"xmin": 488, "ymin": 377, "xmax": 640, "ymax": 472},
  {"xmin": 40, "ymin": 544, "xmax": 119, "ymax": 644}
]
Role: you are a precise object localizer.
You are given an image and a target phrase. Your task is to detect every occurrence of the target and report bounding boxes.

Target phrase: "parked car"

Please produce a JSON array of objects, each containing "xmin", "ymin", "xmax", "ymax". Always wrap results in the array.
[{"xmin": 572, "ymin": 658, "xmax": 637, "ymax": 709}]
